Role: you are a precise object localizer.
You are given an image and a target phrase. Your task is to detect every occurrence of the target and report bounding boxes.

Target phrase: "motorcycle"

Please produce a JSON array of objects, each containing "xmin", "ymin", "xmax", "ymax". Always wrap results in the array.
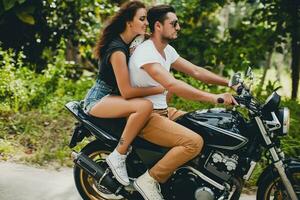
[{"xmin": 65, "ymin": 67, "xmax": 300, "ymax": 200}]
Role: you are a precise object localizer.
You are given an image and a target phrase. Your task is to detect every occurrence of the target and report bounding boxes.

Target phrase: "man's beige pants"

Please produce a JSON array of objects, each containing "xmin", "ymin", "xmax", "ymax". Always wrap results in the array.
[{"xmin": 139, "ymin": 107, "xmax": 204, "ymax": 183}]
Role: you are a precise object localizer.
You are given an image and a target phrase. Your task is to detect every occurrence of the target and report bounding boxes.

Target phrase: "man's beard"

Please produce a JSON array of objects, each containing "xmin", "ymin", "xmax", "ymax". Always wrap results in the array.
[{"xmin": 161, "ymin": 34, "xmax": 177, "ymax": 43}]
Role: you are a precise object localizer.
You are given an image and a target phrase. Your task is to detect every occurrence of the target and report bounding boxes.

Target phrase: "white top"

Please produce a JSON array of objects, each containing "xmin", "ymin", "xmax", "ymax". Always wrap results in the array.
[{"xmin": 129, "ymin": 39, "xmax": 179, "ymax": 109}]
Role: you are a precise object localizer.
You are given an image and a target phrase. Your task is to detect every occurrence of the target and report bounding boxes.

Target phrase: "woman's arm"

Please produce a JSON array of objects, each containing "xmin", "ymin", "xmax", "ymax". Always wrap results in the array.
[{"xmin": 111, "ymin": 51, "xmax": 164, "ymax": 99}]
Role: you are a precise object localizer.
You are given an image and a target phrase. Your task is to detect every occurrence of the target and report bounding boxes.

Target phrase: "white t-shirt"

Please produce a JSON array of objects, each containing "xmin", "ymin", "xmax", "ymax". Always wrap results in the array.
[{"xmin": 129, "ymin": 39, "xmax": 179, "ymax": 109}]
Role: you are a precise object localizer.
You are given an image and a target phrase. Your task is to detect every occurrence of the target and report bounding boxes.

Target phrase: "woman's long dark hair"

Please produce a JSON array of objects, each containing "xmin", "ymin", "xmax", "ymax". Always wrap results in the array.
[{"xmin": 94, "ymin": 1, "xmax": 145, "ymax": 59}]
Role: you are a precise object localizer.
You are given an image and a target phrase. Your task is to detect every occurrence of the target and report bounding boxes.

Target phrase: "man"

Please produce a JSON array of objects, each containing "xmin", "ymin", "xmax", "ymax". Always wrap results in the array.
[{"xmin": 129, "ymin": 5, "xmax": 237, "ymax": 200}]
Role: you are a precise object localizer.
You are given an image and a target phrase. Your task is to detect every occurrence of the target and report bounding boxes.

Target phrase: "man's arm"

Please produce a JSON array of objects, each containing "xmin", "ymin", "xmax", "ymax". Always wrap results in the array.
[
  {"xmin": 171, "ymin": 57, "xmax": 229, "ymax": 87},
  {"xmin": 142, "ymin": 63, "xmax": 234, "ymax": 105}
]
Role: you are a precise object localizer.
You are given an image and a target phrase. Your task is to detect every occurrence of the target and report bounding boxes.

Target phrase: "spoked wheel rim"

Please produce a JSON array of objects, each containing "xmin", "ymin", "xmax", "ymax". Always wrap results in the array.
[
  {"xmin": 264, "ymin": 172, "xmax": 300, "ymax": 200},
  {"xmin": 79, "ymin": 150, "xmax": 124, "ymax": 200}
]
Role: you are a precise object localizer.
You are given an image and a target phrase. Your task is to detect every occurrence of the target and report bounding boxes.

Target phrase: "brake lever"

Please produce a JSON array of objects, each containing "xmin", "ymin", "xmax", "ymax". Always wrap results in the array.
[
  {"xmin": 233, "ymin": 96, "xmax": 244, "ymax": 106},
  {"xmin": 236, "ymin": 85, "xmax": 244, "ymax": 95}
]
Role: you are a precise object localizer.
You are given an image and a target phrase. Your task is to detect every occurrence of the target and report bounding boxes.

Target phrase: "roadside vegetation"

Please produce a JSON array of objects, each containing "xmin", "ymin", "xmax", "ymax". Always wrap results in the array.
[{"xmin": 0, "ymin": 0, "xmax": 299, "ymax": 186}]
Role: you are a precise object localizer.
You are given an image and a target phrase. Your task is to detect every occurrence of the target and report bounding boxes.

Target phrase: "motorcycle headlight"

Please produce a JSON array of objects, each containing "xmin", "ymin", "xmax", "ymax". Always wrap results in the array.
[
  {"xmin": 262, "ymin": 92, "xmax": 281, "ymax": 114},
  {"xmin": 276, "ymin": 107, "xmax": 290, "ymax": 136}
]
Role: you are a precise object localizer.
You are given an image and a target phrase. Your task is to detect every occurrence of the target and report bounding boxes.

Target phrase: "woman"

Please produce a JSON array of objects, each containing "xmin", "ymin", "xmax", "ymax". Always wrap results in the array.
[{"xmin": 83, "ymin": 1, "xmax": 164, "ymax": 186}]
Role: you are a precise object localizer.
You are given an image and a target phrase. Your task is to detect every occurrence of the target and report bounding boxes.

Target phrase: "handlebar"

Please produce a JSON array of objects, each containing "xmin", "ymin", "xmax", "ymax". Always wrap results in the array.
[{"xmin": 217, "ymin": 84, "xmax": 260, "ymax": 113}]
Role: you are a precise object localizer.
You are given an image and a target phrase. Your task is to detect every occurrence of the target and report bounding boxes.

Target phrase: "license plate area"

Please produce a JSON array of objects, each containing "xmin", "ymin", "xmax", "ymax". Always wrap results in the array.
[{"xmin": 69, "ymin": 122, "xmax": 91, "ymax": 148}]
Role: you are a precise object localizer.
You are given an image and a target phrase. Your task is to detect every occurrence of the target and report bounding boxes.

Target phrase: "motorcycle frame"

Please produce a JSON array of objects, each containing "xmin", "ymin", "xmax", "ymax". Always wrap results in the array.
[
  {"xmin": 254, "ymin": 116, "xmax": 298, "ymax": 200},
  {"xmin": 66, "ymin": 100, "xmax": 299, "ymax": 200}
]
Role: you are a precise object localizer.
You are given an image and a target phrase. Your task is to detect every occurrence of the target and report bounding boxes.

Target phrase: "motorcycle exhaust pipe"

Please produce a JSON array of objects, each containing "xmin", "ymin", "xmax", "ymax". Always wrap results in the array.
[{"xmin": 71, "ymin": 151, "xmax": 131, "ymax": 198}]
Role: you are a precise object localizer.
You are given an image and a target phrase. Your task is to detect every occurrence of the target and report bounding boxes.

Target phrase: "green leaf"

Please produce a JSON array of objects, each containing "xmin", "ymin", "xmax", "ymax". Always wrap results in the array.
[
  {"xmin": 16, "ymin": 11, "xmax": 35, "ymax": 25},
  {"xmin": 19, "ymin": 5, "xmax": 35, "ymax": 14},
  {"xmin": 18, "ymin": 0, "xmax": 26, "ymax": 4},
  {"xmin": 2, "ymin": 0, "xmax": 18, "ymax": 11}
]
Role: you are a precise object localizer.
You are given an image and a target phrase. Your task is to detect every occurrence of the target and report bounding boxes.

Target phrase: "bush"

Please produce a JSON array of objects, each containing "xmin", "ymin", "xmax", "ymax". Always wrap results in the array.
[
  {"xmin": 0, "ymin": 42, "xmax": 94, "ymax": 165},
  {"xmin": 0, "ymin": 43, "xmax": 299, "ymax": 174},
  {"xmin": 0, "ymin": 42, "xmax": 94, "ymax": 114},
  {"xmin": 280, "ymin": 100, "xmax": 300, "ymax": 157}
]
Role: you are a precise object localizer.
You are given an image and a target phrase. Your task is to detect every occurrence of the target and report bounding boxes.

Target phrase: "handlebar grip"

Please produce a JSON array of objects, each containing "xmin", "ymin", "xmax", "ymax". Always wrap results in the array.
[
  {"xmin": 237, "ymin": 85, "xmax": 244, "ymax": 95},
  {"xmin": 217, "ymin": 98, "xmax": 224, "ymax": 104}
]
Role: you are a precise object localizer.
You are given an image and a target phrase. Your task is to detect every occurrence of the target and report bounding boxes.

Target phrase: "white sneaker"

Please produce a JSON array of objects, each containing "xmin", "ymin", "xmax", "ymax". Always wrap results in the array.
[
  {"xmin": 126, "ymin": 145, "xmax": 132, "ymax": 156},
  {"xmin": 133, "ymin": 171, "xmax": 164, "ymax": 200},
  {"xmin": 106, "ymin": 149, "xmax": 130, "ymax": 186}
]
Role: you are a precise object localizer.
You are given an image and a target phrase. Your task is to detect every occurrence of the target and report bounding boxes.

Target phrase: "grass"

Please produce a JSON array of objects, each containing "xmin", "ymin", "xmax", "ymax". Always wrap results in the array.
[{"xmin": 0, "ymin": 109, "xmax": 76, "ymax": 167}]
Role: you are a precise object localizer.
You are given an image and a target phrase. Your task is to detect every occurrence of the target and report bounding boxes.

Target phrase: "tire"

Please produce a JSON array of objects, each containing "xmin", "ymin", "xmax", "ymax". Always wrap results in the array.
[
  {"xmin": 257, "ymin": 167, "xmax": 300, "ymax": 200},
  {"xmin": 73, "ymin": 140, "xmax": 125, "ymax": 200}
]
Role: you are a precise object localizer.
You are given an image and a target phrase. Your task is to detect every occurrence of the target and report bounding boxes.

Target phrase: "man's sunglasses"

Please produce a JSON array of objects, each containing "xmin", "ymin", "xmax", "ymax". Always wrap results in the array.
[{"xmin": 170, "ymin": 20, "xmax": 179, "ymax": 28}]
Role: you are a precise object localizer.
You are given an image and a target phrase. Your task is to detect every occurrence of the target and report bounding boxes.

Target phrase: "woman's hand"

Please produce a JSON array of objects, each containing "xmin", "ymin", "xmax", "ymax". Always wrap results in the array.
[
  {"xmin": 155, "ymin": 85, "xmax": 165, "ymax": 93},
  {"xmin": 166, "ymin": 91, "xmax": 173, "ymax": 103}
]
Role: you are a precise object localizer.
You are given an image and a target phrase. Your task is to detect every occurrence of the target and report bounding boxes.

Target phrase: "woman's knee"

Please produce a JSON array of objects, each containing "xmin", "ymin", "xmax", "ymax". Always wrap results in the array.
[{"xmin": 135, "ymin": 99, "xmax": 153, "ymax": 114}]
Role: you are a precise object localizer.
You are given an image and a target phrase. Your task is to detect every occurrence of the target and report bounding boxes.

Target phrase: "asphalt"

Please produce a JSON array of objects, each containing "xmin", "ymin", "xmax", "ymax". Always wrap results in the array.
[{"xmin": 0, "ymin": 162, "xmax": 256, "ymax": 200}]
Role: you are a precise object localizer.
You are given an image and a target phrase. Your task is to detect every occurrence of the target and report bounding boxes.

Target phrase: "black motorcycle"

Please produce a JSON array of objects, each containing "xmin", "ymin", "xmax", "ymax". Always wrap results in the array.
[{"xmin": 65, "ymin": 68, "xmax": 300, "ymax": 200}]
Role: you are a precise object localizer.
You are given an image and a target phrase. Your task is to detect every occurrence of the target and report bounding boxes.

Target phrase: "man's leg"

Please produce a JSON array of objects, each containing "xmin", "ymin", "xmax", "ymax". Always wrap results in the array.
[
  {"xmin": 139, "ymin": 112, "xmax": 204, "ymax": 183},
  {"xmin": 167, "ymin": 107, "xmax": 186, "ymax": 120}
]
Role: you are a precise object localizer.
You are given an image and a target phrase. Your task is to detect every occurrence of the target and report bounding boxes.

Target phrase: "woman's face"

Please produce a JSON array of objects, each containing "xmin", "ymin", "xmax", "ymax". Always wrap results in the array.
[{"xmin": 129, "ymin": 8, "xmax": 148, "ymax": 35}]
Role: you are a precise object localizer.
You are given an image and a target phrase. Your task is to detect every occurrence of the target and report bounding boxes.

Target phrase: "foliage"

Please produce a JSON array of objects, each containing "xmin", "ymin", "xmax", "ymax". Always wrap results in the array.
[
  {"xmin": 0, "ymin": 42, "xmax": 95, "ymax": 165},
  {"xmin": 247, "ymin": 0, "xmax": 300, "ymax": 99},
  {"xmin": 0, "ymin": 1, "xmax": 299, "ymax": 190},
  {"xmin": 0, "ymin": 41, "xmax": 94, "ymax": 113},
  {"xmin": 170, "ymin": 0, "xmax": 299, "ymax": 99},
  {"xmin": 170, "ymin": 0, "xmax": 227, "ymax": 72},
  {"xmin": 0, "ymin": 0, "xmax": 34, "ymax": 24},
  {"xmin": 169, "ymin": 0, "xmax": 270, "ymax": 75},
  {"xmin": 0, "ymin": 109, "xmax": 75, "ymax": 166},
  {"xmin": 0, "ymin": 0, "xmax": 117, "ymax": 71},
  {"xmin": 280, "ymin": 99, "xmax": 300, "ymax": 157}
]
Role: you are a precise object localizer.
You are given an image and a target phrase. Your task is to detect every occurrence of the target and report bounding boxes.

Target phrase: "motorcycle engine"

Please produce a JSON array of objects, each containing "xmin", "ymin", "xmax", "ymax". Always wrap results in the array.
[
  {"xmin": 205, "ymin": 150, "xmax": 239, "ymax": 181},
  {"xmin": 165, "ymin": 168, "xmax": 220, "ymax": 200},
  {"xmin": 164, "ymin": 151, "xmax": 240, "ymax": 200}
]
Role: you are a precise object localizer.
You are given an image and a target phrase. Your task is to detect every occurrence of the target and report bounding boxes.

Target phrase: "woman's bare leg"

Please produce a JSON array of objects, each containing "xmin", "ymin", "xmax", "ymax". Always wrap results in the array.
[{"xmin": 89, "ymin": 96, "xmax": 153, "ymax": 154}]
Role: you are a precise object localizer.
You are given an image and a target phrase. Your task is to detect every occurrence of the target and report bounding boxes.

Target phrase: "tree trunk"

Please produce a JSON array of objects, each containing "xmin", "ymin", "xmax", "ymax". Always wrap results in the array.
[
  {"xmin": 290, "ymin": 0, "xmax": 300, "ymax": 100},
  {"xmin": 257, "ymin": 50, "xmax": 273, "ymax": 96}
]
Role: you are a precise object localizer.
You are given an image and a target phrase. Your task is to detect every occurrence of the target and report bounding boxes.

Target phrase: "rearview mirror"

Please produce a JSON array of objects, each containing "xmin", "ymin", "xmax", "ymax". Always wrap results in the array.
[
  {"xmin": 229, "ymin": 72, "xmax": 242, "ymax": 87},
  {"xmin": 245, "ymin": 67, "xmax": 253, "ymax": 80}
]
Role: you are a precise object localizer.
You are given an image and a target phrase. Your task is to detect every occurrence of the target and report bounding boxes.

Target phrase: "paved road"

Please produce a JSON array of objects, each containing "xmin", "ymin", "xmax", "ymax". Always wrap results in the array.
[{"xmin": 0, "ymin": 162, "xmax": 256, "ymax": 200}]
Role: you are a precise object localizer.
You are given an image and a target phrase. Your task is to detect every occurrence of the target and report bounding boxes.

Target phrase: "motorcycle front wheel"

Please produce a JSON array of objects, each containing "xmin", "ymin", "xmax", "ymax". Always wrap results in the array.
[
  {"xmin": 257, "ymin": 167, "xmax": 300, "ymax": 200},
  {"xmin": 73, "ymin": 140, "xmax": 125, "ymax": 200}
]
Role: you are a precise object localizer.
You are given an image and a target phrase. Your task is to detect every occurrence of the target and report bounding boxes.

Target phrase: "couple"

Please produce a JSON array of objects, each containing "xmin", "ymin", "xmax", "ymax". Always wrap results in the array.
[{"xmin": 83, "ymin": 1, "xmax": 236, "ymax": 199}]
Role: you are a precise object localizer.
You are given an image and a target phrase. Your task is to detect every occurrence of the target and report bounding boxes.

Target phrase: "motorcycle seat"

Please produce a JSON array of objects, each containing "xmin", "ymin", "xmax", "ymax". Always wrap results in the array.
[{"xmin": 66, "ymin": 101, "xmax": 167, "ymax": 152}]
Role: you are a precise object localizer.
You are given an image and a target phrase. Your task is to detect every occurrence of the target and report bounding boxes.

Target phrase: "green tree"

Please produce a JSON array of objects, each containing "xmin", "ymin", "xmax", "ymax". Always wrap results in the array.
[
  {"xmin": 170, "ymin": 0, "xmax": 299, "ymax": 99},
  {"xmin": 251, "ymin": 0, "xmax": 300, "ymax": 99},
  {"xmin": 170, "ymin": 0, "xmax": 274, "ymax": 75},
  {"xmin": 0, "ymin": 0, "xmax": 116, "ymax": 72}
]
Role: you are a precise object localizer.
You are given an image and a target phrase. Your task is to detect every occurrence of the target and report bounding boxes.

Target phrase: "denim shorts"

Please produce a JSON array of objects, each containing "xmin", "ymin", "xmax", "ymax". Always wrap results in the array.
[{"xmin": 83, "ymin": 79, "xmax": 118, "ymax": 113}]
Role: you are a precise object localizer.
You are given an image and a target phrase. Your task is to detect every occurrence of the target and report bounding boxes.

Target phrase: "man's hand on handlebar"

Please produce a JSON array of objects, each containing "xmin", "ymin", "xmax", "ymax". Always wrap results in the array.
[{"xmin": 215, "ymin": 93, "xmax": 238, "ymax": 106}]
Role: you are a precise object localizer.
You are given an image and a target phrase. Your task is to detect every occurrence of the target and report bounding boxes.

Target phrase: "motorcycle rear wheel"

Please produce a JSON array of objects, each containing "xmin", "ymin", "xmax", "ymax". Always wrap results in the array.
[
  {"xmin": 73, "ymin": 140, "xmax": 125, "ymax": 200},
  {"xmin": 257, "ymin": 168, "xmax": 300, "ymax": 200}
]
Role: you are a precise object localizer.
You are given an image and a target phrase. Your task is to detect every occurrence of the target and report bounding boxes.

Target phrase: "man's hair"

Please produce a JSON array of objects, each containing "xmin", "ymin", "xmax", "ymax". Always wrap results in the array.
[{"xmin": 147, "ymin": 5, "xmax": 176, "ymax": 32}]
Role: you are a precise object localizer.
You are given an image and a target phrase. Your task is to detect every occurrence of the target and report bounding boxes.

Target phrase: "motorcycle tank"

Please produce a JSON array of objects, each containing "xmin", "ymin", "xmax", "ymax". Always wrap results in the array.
[{"xmin": 175, "ymin": 108, "xmax": 248, "ymax": 151}]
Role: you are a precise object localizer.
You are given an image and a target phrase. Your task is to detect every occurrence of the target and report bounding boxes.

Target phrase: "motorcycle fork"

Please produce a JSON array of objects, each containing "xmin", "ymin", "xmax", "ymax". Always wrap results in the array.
[{"xmin": 255, "ymin": 117, "xmax": 298, "ymax": 200}]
